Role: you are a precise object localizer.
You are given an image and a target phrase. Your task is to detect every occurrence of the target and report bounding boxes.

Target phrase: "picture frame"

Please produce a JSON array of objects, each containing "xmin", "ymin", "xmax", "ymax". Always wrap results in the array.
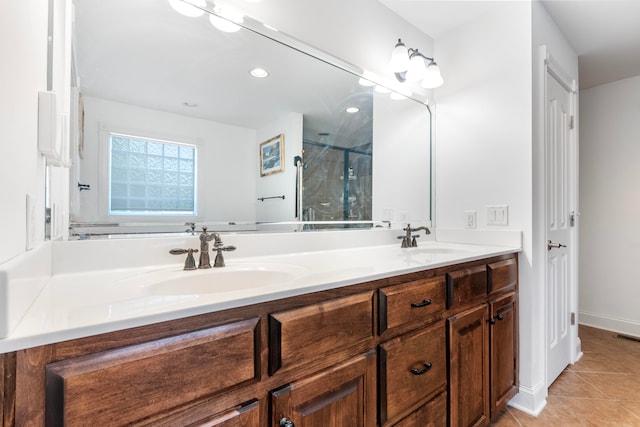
[{"xmin": 259, "ymin": 134, "xmax": 285, "ymax": 177}]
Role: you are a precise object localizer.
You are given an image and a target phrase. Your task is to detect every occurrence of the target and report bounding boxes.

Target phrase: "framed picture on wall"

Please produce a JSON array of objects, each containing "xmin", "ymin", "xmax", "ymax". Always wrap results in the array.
[{"xmin": 260, "ymin": 134, "xmax": 285, "ymax": 177}]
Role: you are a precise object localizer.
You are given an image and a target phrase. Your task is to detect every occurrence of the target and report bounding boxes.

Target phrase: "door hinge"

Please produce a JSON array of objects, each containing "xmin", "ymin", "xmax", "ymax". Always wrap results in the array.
[
  {"xmin": 569, "ymin": 115, "xmax": 575, "ymax": 130},
  {"xmin": 571, "ymin": 312, "xmax": 576, "ymax": 326}
]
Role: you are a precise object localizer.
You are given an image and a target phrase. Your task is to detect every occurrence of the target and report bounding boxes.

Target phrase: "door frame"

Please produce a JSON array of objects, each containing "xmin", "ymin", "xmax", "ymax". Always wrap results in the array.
[{"xmin": 540, "ymin": 45, "xmax": 581, "ymax": 387}]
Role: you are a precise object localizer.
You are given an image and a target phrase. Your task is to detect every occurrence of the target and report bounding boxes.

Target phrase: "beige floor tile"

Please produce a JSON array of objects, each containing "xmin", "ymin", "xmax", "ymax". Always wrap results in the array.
[
  {"xmin": 568, "ymin": 351, "xmax": 628, "ymax": 374},
  {"xmin": 578, "ymin": 372, "xmax": 640, "ymax": 402},
  {"xmin": 488, "ymin": 407, "xmax": 521, "ymax": 427},
  {"xmin": 510, "ymin": 399, "xmax": 583, "ymax": 427},
  {"xmin": 620, "ymin": 401, "xmax": 640, "ymax": 422},
  {"xmin": 548, "ymin": 371, "xmax": 608, "ymax": 398},
  {"xmin": 559, "ymin": 397, "xmax": 640, "ymax": 427}
]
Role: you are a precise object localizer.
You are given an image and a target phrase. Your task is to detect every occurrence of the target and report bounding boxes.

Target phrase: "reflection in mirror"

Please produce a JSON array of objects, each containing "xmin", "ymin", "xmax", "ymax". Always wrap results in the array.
[{"xmin": 69, "ymin": 0, "xmax": 431, "ymax": 236}]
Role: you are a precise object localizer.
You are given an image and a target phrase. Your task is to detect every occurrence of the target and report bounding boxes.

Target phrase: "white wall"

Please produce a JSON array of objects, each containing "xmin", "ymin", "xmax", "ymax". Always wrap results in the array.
[
  {"xmin": 0, "ymin": 1, "xmax": 49, "ymax": 264},
  {"xmin": 76, "ymin": 96, "xmax": 257, "ymax": 223},
  {"xmin": 579, "ymin": 75, "xmax": 640, "ymax": 337},
  {"xmin": 434, "ymin": 1, "xmax": 538, "ymax": 413}
]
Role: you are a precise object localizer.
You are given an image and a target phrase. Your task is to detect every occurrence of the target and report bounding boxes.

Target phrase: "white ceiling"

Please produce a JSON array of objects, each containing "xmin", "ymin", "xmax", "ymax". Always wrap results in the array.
[{"xmin": 379, "ymin": 0, "xmax": 640, "ymax": 90}]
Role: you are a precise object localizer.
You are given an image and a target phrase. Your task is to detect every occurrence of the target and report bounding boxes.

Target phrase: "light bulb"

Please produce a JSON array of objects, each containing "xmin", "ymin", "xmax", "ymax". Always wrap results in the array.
[
  {"xmin": 210, "ymin": 6, "xmax": 244, "ymax": 32},
  {"xmin": 405, "ymin": 54, "xmax": 427, "ymax": 82},
  {"xmin": 421, "ymin": 62, "xmax": 444, "ymax": 88},
  {"xmin": 168, "ymin": 0, "xmax": 206, "ymax": 17},
  {"xmin": 389, "ymin": 39, "xmax": 410, "ymax": 73}
]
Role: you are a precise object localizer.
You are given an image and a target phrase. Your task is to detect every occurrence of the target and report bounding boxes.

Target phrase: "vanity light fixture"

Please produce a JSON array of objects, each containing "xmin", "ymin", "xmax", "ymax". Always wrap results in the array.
[
  {"xmin": 358, "ymin": 77, "xmax": 375, "ymax": 87},
  {"xmin": 345, "ymin": 107, "xmax": 360, "ymax": 113},
  {"xmin": 249, "ymin": 67, "xmax": 269, "ymax": 78},
  {"xmin": 390, "ymin": 39, "xmax": 443, "ymax": 88},
  {"xmin": 209, "ymin": 5, "xmax": 244, "ymax": 32},
  {"xmin": 168, "ymin": 0, "xmax": 206, "ymax": 17}
]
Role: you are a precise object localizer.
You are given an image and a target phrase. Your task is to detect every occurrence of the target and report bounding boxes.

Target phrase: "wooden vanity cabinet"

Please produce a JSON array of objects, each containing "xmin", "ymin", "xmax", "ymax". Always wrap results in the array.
[
  {"xmin": 271, "ymin": 350, "xmax": 377, "ymax": 427},
  {"xmin": 448, "ymin": 304, "xmax": 490, "ymax": 427},
  {"xmin": 45, "ymin": 318, "xmax": 261, "ymax": 426},
  {"xmin": 489, "ymin": 291, "xmax": 518, "ymax": 418},
  {"xmin": 447, "ymin": 257, "xmax": 519, "ymax": 427},
  {"xmin": 377, "ymin": 276, "xmax": 448, "ymax": 426},
  {"xmin": 1, "ymin": 252, "xmax": 518, "ymax": 427}
]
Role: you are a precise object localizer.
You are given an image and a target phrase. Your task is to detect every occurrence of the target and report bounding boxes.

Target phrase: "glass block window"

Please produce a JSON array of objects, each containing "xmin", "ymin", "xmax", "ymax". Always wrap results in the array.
[{"xmin": 109, "ymin": 133, "xmax": 197, "ymax": 215}]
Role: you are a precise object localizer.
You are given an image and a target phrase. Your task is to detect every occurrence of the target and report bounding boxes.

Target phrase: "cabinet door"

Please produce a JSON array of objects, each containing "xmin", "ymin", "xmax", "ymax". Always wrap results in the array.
[
  {"xmin": 271, "ymin": 350, "xmax": 376, "ymax": 427},
  {"xmin": 379, "ymin": 322, "xmax": 446, "ymax": 424},
  {"xmin": 448, "ymin": 304, "xmax": 490, "ymax": 427},
  {"xmin": 490, "ymin": 292, "xmax": 518, "ymax": 417}
]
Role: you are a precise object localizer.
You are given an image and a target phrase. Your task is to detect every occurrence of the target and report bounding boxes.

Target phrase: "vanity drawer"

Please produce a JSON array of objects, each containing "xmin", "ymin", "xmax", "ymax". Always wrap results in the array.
[
  {"xmin": 392, "ymin": 391, "xmax": 447, "ymax": 427},
  {"xmin": 379, "ymin": 276, "xmax": 446, "ymax": 334},
  {"xmin": 45, "ymin": 318, "xmax": 260, "ymax": 426},
  {"xmin": 269, "ymin": 292, "xmax": 374, "ymax": 375},
  {"xmin": 446, "ymin": 264, "xmax": 487, "ymax": 308},
  {"xmin": 488, "ymin": 258, "xmax": 518, "ymax": 293},
  {"xmin": 379, "ymin": 321, "xmax": 447, "ymax": 424}
]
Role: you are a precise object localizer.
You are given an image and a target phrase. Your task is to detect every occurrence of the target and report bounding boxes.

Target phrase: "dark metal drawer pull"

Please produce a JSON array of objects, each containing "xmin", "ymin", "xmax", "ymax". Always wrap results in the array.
[
  {"xmin": 410, "ymin": 298, "xmax": 432, "ymax": 308},
  {"xmin": 280, "ymin": 418, "xmax": 295, "ymax": 427},
  {"xmin": 410, "ymin": 362, "xmax": 433, "ymax": 375}
]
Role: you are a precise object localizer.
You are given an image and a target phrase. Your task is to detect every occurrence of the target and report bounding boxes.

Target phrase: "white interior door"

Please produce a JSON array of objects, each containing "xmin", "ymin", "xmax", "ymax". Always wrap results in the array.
[{"xmin": 545, "ymin": 70, "xmax": 574, "ymax": 387}]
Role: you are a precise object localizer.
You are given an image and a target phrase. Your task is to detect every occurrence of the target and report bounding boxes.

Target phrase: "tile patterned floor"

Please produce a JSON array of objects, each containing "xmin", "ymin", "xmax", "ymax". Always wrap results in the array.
[{"xmin": 490, "ymin": 325, "xmax": 640, "ymax": 426}]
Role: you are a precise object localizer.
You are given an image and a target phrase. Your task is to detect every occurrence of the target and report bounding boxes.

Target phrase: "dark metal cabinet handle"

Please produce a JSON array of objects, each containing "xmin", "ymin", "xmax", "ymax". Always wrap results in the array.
[
  {"xmin": 280, "ymin": 418, "xmax": 295, "ymax": 427},
  {"xmin": 488, "ymin": 317, "xmax": 497, "ymax": 324},
  {"xmin": 411, "ymin": 298, "xmax": 432, "ymax": 308},
  {"xmin": 496, "ymin": 313, "xmax": 504, "ymax": 321},
  {"xmin": 410, "ymin": 362, "xmax": 433, "ymax": 375}
]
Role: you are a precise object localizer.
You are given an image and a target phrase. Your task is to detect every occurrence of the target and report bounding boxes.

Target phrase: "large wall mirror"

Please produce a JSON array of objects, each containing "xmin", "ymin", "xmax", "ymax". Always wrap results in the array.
[{"xmin": 69, "ymin": 0, "xmax": 431, "ymax": 236}]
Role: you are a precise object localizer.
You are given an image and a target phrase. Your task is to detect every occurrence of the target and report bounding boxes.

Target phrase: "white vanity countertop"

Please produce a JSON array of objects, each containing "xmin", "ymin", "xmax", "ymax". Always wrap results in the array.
[{"xmin": 0, "ymin": 235, "xmax": 520, "ymax": 353}]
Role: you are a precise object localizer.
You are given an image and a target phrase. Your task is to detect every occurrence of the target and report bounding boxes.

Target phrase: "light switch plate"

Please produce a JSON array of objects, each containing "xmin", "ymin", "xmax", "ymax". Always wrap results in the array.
[
  {"xmin": 487, "ymin": 205, "xmax": 509, "ymax": 226},
  {"xmin": 464, "ymin": 210, "xmax": 476, "ymax": 229}
]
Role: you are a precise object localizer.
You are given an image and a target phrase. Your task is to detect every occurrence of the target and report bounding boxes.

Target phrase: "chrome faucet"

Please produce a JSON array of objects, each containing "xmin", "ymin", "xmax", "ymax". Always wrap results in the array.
[
  {"xmin": 198, "ymin": 227, "xmax": 214, "ymax": 269},
  {"xmin": 170, "ymin": 228, "xmax": 237, "ymax": 270},
  {"xmin": 398, "ymin": 224, "xmax": 431, "ymax": 248},
  {"xmin": 198, "ymin": 227, "xmax": 236, "ymax": 268}
]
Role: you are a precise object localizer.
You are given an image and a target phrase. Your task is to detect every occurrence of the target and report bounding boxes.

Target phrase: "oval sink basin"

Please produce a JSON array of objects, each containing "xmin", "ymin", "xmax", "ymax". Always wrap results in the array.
[
  {"xmin": 121, "ymin": 263, "xmax": 308, "ymax": 296},
  {"xmin": 407, "ymin": 247, "xmax": 472, "ymax": 255}
]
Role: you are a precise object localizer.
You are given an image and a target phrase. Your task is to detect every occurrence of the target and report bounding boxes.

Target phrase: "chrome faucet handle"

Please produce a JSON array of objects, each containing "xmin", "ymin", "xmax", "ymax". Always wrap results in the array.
[
  {"xmin": 170, "ymin": 248, "xmax": 199, "ymax": 270},
  {"xmin": 397, "ymin": 235, "xmax": 410, "ymax": 248},
  {"xmin": 213, "ymin": 245, "xmax": 236, "ymax": 268}
]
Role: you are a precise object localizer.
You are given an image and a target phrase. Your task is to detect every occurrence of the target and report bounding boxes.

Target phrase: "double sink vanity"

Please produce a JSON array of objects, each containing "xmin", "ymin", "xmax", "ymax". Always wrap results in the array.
[{"xmin": 0, "ymin": 228, "xmax": 520, "ymax": 426}]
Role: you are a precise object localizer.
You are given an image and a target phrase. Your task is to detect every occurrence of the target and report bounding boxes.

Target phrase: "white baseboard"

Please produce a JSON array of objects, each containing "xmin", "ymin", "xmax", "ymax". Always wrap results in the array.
[
  {"xmin": 508, "ymin": 382, "xmax": 547, "ymax": 416},
  {"xmin": 579, "ymin": 311, "xmax": 640, "ymax": 338}
]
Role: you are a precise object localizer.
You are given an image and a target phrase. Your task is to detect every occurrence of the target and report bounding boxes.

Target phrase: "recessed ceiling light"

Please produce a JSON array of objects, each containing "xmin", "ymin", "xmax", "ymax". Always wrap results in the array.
[
  {"xmin": 249, "ymin": 68, "xmax": 269, "ymax": 78},
  {"xmin": 346, "ymin": 107, "xmax": 360, "ymax": 114},
  {"xmin": 168, "ymin": 0, "xmax": 206, "ymax": 17}
]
